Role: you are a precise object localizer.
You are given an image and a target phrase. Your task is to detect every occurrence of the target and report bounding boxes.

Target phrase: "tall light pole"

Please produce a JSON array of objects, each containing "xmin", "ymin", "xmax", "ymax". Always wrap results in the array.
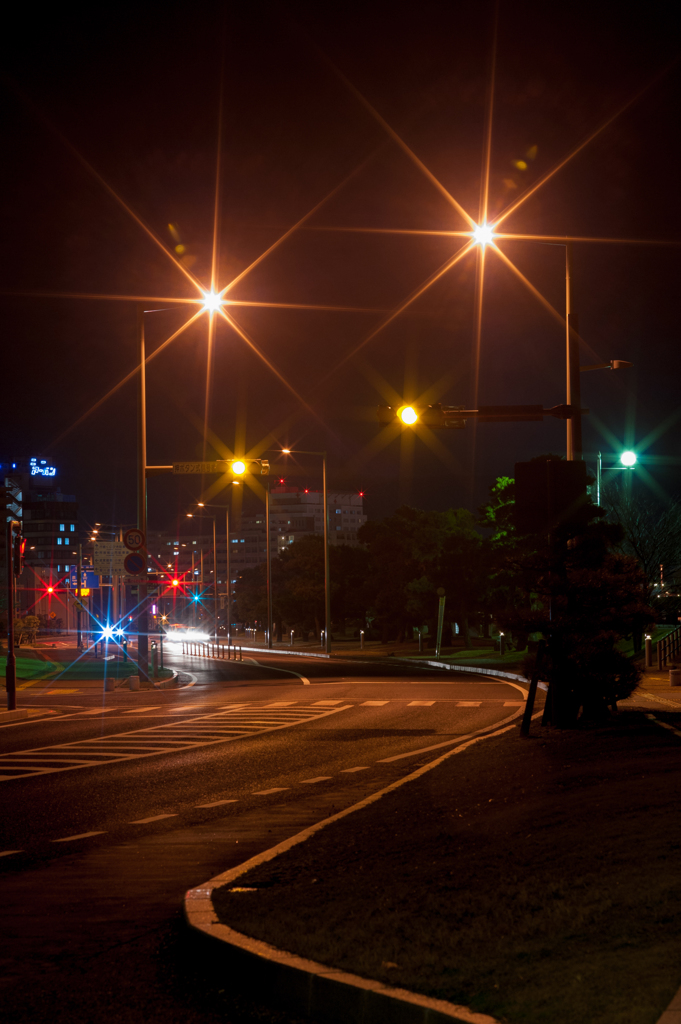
[
  {"xmin": 275, "ymin": 449, "xmax": 331, "ymax": 654},
  {"xmin": 137, "ymin": 304, "xmax": 149, "ymax": 682},
  {"xmin": 188, "ymin": 506, "xmax": 219, "ymax": 638}
]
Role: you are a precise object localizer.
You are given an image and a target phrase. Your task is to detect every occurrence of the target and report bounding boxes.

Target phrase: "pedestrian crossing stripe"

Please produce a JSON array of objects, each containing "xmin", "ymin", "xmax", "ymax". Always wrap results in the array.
[{"xmin": 0, "ymin": 704, "xmax": 353, "ymax": 782}]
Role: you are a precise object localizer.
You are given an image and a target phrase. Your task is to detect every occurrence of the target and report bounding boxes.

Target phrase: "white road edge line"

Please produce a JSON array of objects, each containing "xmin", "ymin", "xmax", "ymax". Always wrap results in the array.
[{"xmin": 243, "ymin": 657, "xmax": 310, "ymax": 685}]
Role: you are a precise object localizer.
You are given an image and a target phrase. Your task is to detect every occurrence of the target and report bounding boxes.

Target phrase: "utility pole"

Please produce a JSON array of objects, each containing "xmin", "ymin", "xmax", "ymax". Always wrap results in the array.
[
  {"xmin": 322, "ymin": 453, "xmax": 331, "ymax": 654},
  {"xmin": 5, "ymin": 519, "xmax": 20, "ymax": 710},
  {"xmin": 565, "ymin": 243, "xmax": 583, "ymax": 461},
  {"xmin": 137, "ymin": 304, "xmax": 149, "ymax": 682},
  {"xmin": 265, "ymin": 478, "xmax": 272, "ymax": 649},
  {"xmin": 76, "ymin": 542, "xmax": 82, "ymax": 649}
]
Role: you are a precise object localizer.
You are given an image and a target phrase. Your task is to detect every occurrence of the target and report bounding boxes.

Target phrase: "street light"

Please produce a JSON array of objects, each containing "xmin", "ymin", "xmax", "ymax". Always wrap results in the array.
[
  {"xmin": 189, "ymin": 499, "xmax": 234, "ymax": 642},
  {"xmin": 397, "ymin": 405, "xmax": 418, "ymax": 425},
  {"xmin": 273, "ymin": 449, "xmax": 331, "ymax": 655}
]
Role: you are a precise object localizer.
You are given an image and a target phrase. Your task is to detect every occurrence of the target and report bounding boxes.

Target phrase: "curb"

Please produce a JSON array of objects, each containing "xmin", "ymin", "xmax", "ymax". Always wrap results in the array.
[
  {"xmin": 0, "ymin": 709, "xmax": 29, "ymax": 724},
  {"xmin": 185, "ymin": 713, "xmax": 533, "ymax": 1024}
]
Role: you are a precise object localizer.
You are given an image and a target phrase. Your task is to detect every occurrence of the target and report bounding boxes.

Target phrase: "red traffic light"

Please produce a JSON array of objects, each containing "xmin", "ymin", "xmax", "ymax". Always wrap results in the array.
[{"xmin": 13, "ymin": 535, "xmax": 25, "ymax": 576}]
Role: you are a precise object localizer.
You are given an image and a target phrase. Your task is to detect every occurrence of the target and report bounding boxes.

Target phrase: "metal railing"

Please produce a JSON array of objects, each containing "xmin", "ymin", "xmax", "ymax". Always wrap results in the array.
[
  {"xmin": 657, "ymin": 626, "xmax": 681, "ymax": 670},
  {"xmin": 181, "ymin": 640, "xmax": 242, "ymax": 661}
]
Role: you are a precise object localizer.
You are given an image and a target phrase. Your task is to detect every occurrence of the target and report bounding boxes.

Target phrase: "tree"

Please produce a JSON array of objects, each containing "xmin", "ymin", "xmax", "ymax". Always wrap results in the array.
[{"xmin": 603, "ymin": 486, "xmax": 681, "ymax": 593}]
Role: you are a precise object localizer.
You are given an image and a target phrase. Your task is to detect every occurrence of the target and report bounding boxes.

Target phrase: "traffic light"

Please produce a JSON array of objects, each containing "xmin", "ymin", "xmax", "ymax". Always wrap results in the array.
[
  {"xmin": 13, "ymin": 534, "xmax": 26, "ymax": 576},
  {"xmin": 377, "ymin": 404, "xmax": 465, "ymax": 428},
  {"xmin": 229, "ymin": 459, "xmax": 269, "ymax": 475}
]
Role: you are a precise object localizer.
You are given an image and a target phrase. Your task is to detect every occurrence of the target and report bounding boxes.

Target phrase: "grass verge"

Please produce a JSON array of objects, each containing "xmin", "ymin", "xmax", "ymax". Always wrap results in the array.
[{"xmin": 213, "ymin": 710, "xmax": 681, "ymax": 1024}]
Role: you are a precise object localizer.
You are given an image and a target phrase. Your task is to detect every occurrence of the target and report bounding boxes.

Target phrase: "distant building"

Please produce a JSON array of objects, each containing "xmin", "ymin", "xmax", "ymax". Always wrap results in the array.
[{"xmin": 1, "ymin": 457, "xmax": 79, "ymax": 576}]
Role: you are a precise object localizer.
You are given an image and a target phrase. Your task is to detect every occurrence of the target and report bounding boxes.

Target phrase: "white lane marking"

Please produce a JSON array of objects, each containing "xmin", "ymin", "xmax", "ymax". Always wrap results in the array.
[
  {"xmin": 503, "ymin": 701, "xmax": 523, "ymax": 706},
  {"xmin": 123, "ymin": 706, "xmax": 162, "ymax": 713},
  {"xmin": 254, "ymin": 788, "xmax": 289, "ymax": 795},
  {"xmin": 130, "ymin": 813, "xmax": 178, "ymax": 824},
  {"xmin": 408, "ymin": 700, "xmax": 435, "ymax": 706},
  {"xmin": 0, "ymin": 849, "xmax": 24, "ymax": 857},
  {"xmin": 52, "ymin": 831, "xmax": 107, "ymax": 843},
  {"xmin": 313, "ymin": 700, "xmax": 345, "ymax": 706},
  {"xmin": 77, "ymin": 708, "xmax": 118, "ymax": 716},
  {"xmin": 378, "ymin": 707, "xmax": 532, "ymax": 762},
  {"xmin": 243, "ymin": 658, "xmax": 310, "ymax": 685},
  {"xmin": 300, "ymin": 776, "xmax": 333, "ymax": 784},
  {"xmin": 646, "ymin": 714, "xmax": 681, "ymax": 739},
  {"xmin": 341, "ymin": 766, "xmax": 370, "ymax": 773},
  {"xmin": 196, "ymin": 799, "xmax": 239, "ymax": 808},
  {"xmin": 361, "ymin": 700, "xmax": 389, "ymax": 706},
  {"xmin": 265, "ymin": 701, "xmax": 298, "ymax": 707},
  {"xmin": 457, "ymin": 701, "xmax": 481, "ymax": 707},
  {"xmin": 168, "ymin": 704, "xmax": 199, "ymax": 713}
]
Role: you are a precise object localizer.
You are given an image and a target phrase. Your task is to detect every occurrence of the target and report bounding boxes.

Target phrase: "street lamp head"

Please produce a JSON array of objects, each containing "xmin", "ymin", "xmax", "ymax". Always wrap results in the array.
[
  {"xmin": 231, "ymin": 460, "xmax": 247, "ymax": 475},
  {"xmin": 620, "ymin": 450, "xmax": 637, "ymax": 467},
  {"xmin": 397, "ymin": 405, "xmax": 418, "ymax": 425},
  {"xmin": 186, "ymin": 513, "xmax": 193, "ymax": 517},
  {"xmin": 197, "ymin": 502, "xmax": 205, "ymax": 506},
  {"xmin": 281, "ymin": 448, "xmax": 291, "ymax": 454},
  {"xmin": 472, "ymin": 223, "xmax": 495, "ymax": 247},
  {"xmin": 202, "ymin": 291, "xmax": 222, "ymax": 312}
]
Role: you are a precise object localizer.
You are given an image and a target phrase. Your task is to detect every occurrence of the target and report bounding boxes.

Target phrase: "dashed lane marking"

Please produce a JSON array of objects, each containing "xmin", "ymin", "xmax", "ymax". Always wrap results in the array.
[
  {"xmin": 52, "ymin": 831, "xmax": 106, "ymax": 843},
  {"xmin": 300, "ymin": 776, "xmax": 333, "ymax": 784},
  {"xmin": 254, "ymin": 788, "xmax": 289, "ymax": 795},
  {"xmin": 341, "ymin": 766, "xmax": 370, "ymax": 772},
  {"xmin": 361, "ymin": 700, "xmax": 389, "ymax": 706},
  {"xmin": 130, "ymin": 814, "xmax": 178, "ymax": 824},
  {"xmin": 0, "ymin": 850, "xmax": 24, "ymax": 857},
  {"xmin": 196, "ymin": 799, "xmax": 239, "ymax": 808},
  {"xmin": 457, "ymin": 701, "xmax": 481, "ymax": 707},
  {"xmin": 408, "ymin": 700, "xmax": 435, "ymax": 706},
  {"xmin": 504, "ymin": 701, "xmax": 523, "ymax": 706},
  {"xmin": 0, "ymin": 704, "xmax": 354, "ymax": 782},
  {"xmin": 312, "ymin": 700, "xmax": 345, "ymax": 706}
]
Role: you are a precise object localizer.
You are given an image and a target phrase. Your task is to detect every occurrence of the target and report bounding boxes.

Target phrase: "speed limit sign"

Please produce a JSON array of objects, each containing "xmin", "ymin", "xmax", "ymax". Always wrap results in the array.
[{"xmin": 123, "ymin": 527, "xmax": 145, "ymax": 551}]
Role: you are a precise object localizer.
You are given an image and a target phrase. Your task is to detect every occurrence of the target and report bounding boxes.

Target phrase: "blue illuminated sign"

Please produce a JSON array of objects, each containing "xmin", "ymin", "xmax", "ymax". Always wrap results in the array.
[{"xmin": 30, "ymin": 458, "xmax": 57, "ymax": 478}]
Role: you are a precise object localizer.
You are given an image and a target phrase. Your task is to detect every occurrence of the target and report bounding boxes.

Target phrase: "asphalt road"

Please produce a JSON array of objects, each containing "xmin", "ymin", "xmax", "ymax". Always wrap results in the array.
[{"xmin": 0, "ymin": 648, "xmax": 526, "ymax": 1023}]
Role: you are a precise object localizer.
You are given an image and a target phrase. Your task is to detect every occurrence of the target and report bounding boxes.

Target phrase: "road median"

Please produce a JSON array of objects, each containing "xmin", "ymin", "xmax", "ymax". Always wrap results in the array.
[{"xmin": 188, "ymin": 707, "xmax": 681, "ymax": 1024}]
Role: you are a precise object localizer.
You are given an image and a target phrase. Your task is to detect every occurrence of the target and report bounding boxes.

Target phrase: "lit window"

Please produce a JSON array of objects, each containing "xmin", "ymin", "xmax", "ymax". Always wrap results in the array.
[
  {"xmin": 57, "ymin": 537, "xmax": 62, "ymax": 545},
  {"xmin": 335, "ymin": 509, "xmax": 341, "ymax": 514},
  {"xmin": 70, "ymin": 524, "xmax": 75, "ymax": 531},
  {"xmin": 59, "ymin": 524, "xmax": 65, "ymax": 532}
]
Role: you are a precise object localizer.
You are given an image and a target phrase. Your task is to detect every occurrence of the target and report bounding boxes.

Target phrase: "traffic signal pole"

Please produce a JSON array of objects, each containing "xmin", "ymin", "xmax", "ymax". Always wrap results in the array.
[
  {"xmin": 76, "ymin": 542, "xmax": 82, "ymax": 649},
  {"xmin": 565, "ymin": 243, "xmax": 583, "ymax": 461}
]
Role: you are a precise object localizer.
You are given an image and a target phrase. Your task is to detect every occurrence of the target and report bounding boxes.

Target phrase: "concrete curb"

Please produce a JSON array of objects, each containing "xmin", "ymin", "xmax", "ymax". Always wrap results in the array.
[
  {"xmin": 185, "ymin": 714, "xmax": 532, "ymax": 1024},
  {"xmin": 0, "ymin": 709, "xmax": 29, "ymax": 724}
]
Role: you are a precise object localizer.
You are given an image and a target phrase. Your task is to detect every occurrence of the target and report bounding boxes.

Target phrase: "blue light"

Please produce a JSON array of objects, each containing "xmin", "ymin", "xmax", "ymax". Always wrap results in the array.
[{"xmin": 29, "ymin": 457, "xmax": 57, "ymax": 477}]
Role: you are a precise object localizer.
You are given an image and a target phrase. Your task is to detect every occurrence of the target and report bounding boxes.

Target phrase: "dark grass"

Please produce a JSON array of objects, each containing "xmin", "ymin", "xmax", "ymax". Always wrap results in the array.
[{"xmin": 214, "ymin": 711, "xmax": 681, "ymax": 1024}]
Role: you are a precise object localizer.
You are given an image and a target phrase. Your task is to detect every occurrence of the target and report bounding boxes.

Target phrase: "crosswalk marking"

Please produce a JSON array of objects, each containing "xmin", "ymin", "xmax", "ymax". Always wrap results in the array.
[
  {"xmin": 312, "ymin": 699, "xmax": 345, "ymax": 706},
  {"xmin": 77, "ymin": 708, "xmax": 118, "ymax": 716},
  {"xmin": 0, "ymin": 703, "xmax": 353, "ymax": 782},
  {"xmin": 265, "ymin": 701, "xmax": 297, "ymax": 707},
  {"xmin": 123, "ymin": 706, "xmax": 162, "ymax": 713}
]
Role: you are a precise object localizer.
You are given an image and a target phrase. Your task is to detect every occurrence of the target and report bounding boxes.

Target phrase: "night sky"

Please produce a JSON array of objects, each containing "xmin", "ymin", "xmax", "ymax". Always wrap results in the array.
[{"xmin": 1, "ymin": 1, "xmax": 679, "ymax": 533}]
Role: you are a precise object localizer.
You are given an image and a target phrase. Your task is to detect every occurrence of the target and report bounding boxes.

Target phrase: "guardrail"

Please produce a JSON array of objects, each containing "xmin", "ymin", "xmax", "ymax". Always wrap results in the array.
[
  {"xmin": 181, "ymin": 640, "xmax": 243, "ymax": 662},
  {"xmin": 657, "ymin": 626, "xmax": 681, "ymax": 670}
]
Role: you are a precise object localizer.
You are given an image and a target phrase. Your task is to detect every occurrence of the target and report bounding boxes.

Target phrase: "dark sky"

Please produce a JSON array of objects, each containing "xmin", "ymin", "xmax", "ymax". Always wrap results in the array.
[{"xmin": 1, "ymin": 0, "xmax": 679, "ymax": 533}]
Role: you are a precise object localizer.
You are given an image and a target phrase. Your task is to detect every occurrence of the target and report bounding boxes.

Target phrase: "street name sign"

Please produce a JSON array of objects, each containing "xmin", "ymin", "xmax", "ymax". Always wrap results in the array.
[{"xmin": 173, "ymin": 461, "xmax": 229, "ymax": 475}]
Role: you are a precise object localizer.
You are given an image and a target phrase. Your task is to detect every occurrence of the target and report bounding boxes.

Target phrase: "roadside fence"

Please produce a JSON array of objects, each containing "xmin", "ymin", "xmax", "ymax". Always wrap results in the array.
[
  {"xmin": 181, "ymin": 640, "xmax": 243, "ymax": 662},
  {"xmin": 657, "ymin": 626, "xmax": 681, "ymax": 670}
]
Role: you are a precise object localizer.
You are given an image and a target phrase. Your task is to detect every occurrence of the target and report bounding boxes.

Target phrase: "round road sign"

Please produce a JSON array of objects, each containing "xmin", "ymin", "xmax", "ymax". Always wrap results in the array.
[
  {"xmin": 124, "ymin": 552, "xmax": 146, "ymax": 575},
  {"xmin": 123, "ymin": 528, "xmax": 145, "ymax": 551}
]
